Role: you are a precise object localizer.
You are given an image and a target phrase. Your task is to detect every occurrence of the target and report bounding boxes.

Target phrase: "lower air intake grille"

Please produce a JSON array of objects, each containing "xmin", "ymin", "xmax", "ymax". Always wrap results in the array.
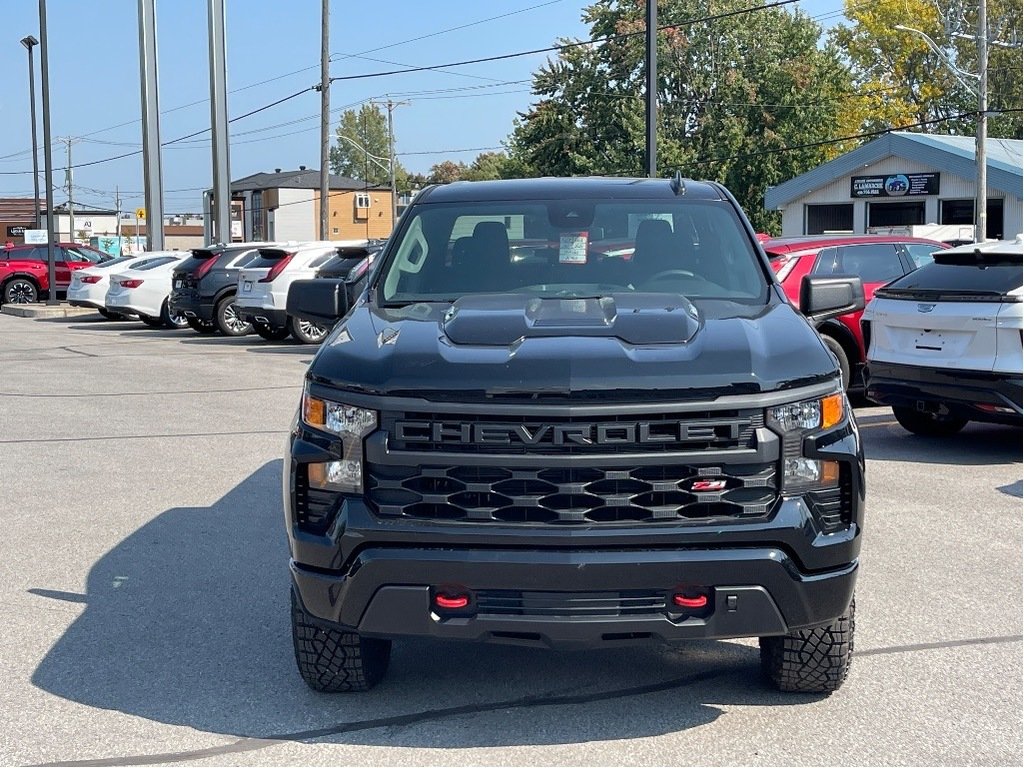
[
  {"xmin": 366, "ymin": 462, "xmax": 777, "ymax": 524},
  {"xmin": 476, "ymin": 590, "xmax": 666, "ymax": 617}
]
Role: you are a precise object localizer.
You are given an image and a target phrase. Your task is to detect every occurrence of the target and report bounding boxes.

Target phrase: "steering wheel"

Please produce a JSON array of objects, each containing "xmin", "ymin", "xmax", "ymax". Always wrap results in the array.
[{"xmin": 646, "ymin": 269, "xmax": 696, "ymax": 282}]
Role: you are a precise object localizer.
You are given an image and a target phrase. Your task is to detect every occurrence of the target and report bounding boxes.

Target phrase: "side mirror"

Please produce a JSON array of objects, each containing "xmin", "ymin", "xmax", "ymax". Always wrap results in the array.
[
  {"xmin": 287, "ymin": 279, "xmax": 349, "ymax": 327},
  {"xmin": 799, "ymin": 275, "xmax": 865, "ymax": 324}
]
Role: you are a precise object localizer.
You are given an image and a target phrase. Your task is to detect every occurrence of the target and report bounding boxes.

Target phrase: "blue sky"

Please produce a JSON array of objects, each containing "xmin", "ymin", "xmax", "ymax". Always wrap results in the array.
[{"xmin": 0, "ymin": 0, "xmax": 845, "ymax": 214}]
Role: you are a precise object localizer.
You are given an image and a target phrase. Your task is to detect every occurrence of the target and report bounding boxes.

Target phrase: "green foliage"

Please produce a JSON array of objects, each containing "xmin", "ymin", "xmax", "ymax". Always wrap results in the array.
[
  {"xmin": 506, "ymin": 0, "xmax": 862, "ymax": 231},
  {"xmin": 427, "ymin": 160, "xmax": 468, "ymax": 184},
  {"xmin": 328, "ymin": 105, "xmax": 409, "ymax": 185}
]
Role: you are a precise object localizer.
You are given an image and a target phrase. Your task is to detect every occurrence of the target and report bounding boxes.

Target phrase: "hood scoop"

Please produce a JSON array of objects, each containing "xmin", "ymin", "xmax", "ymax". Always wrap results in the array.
[{"xmin": 442, "ymin": 293, "xmax": 701, "ymax": 346}]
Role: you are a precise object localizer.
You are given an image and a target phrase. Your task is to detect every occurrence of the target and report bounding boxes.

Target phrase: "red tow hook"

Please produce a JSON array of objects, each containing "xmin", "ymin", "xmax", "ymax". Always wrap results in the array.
[
  {"xmin": 672, "ymin": 593, "xmax": 708, "ymax": 609},
  {"xmin": 434, "ymin": 593, "xmax": 470, "ymax": 610}
]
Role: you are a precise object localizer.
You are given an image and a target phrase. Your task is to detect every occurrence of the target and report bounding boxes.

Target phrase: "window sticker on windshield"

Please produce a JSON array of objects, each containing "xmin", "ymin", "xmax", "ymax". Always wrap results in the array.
[{"xmin": 559, "ymin": 231, "xmax": 588, "ymax": 265}]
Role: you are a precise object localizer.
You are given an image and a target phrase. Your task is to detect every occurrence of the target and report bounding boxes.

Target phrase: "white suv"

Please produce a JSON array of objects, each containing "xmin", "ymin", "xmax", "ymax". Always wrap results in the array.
[
  {"xmin": 862, "ymin": 236, "xmax": 1023, "ymax": 435},
  {"xmin": 235, "ymin": 241, "xmax": 366, "ymax": 342}
]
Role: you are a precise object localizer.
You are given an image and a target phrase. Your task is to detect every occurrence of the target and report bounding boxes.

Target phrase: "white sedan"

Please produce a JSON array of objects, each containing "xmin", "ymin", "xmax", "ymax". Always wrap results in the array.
[
  {"xmin": 104, "ymin": 252, "xmax": 191, "ymax": 328},
  {"xmin": 68, "ymin": 255, "xmax": 156, "ymax": 319}
]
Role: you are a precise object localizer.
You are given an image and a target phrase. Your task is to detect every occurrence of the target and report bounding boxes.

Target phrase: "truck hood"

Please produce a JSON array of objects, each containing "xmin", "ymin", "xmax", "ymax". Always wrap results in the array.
[{"xmin": 309, "ymin": 293, "xmax": 836, "ymax": 399}]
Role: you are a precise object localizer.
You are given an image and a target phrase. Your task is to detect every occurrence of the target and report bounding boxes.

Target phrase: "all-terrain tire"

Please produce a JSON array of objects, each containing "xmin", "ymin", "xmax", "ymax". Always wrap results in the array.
[
  {"xmin": 891, "ymin": 406, "xmax": 967, "ymax": 437},
  {"xmin": 187, "ymin": 316, "xmax": 217, "ymax": 334},
  {"xmin": 3, "ymin": 277, "xmax": 39, "ymax": 304},
  {"xmin": 215, "ymin": 295, "xmax": 252, "ymax": 336},
  {"xmin": 820, "ymin": 334, "xmax": 851, "ymax": 391},
  {"xmin": 291, "ymin": 591, "xmax": 391, "ymax": 692},
  {"xmin": 760, "ymin": 596, "xmax": 854, "ymax": 694},
  {"xmin": 254, "ymin": 323, "xmax": 292, "ymax": 341}
]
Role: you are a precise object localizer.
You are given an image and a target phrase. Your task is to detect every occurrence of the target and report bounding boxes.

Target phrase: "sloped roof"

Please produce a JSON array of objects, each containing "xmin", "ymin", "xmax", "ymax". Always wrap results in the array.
[
  {"xmin": 230, "ymin": 168, "xmax": 388, "ymax": 192},
  {"xmin": 765, "ymin": 132, "xmax": 1023, "ymax": 209}
]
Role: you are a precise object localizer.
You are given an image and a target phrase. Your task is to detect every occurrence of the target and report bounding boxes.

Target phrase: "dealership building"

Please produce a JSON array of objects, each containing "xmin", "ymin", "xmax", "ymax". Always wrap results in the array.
[{"xmin": 764, "ymin": 132, "xmax": 1023, "ymax": 240}]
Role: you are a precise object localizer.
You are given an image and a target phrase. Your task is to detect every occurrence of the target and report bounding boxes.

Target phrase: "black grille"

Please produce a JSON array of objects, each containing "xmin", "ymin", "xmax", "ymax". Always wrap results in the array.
[
  {"xmin": 383, "ymin": 409, "xmax": 763, "ymax": 455},
  {"xmin": 295, "ymin": 468, "xmax": 341, "ymax": 535},
  {"xmin": 476, "ymin": 590, "xmax": 666, "ymax": 617},
  {"xmin": 366, "ymin": 462, "xmax": 777, "ymax": 524}
]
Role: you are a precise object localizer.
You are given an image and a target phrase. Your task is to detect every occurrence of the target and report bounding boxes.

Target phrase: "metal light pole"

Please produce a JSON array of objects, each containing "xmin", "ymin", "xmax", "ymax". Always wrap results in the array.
[
  {"xmin": 208, "ymin": 0, "xmax": 231, "ymax": 245},
  {"xmin": 21, "ymin": 35, "xmax": 41, "ymax": 230},
  {"xmin": 319, "ymin": 0, "xmax": 330, "ymax": 240},
  {"xmin": 38, "ymin": 0, "xmax": 57, "ymax": 303},
  {"xmin": 138, "ymin": 0, "xmax": 164, "ymax": 250},
  {"xmin": 645, "ymin": 0, "xmax": 657, "ymax": 178}
]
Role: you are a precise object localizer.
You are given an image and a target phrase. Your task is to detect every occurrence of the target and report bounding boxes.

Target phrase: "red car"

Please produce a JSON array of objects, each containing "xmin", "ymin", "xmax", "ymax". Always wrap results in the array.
[
  {"xmin": 0, "ymin": 242, "xmax": 110, "ymax": 304},
  {"xmin": 763, "ymin": 235, "xmax": 948, "ymax": 389}
]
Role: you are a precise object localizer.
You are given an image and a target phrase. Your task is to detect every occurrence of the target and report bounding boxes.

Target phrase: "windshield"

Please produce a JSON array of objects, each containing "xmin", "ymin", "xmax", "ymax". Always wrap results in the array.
[
  {"xmin": 90, "ymin": 256, "xmax": 135, "ymax": 270},
  {"xmin": 133, "ymin": 256, "xmax": 178, "ymax": 271},
  {"xmin": 378, "ymin": 199, "xmax": 768, "ymax": 304}
]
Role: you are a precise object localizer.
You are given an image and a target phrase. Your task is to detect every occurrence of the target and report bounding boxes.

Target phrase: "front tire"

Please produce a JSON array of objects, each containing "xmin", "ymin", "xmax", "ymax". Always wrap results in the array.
[
  {"xmin": 215, "ymin": 295, "xmax": 252, "ymax": 336},
  {"xmin": 821, "ymin": 335, "xmax": 851, "ymax": 391},
  {"xmin": 892, "ymin": 406, "xmax": 967, "ymax": 436},
  {"xmin": 3, "ymin": 278, "xmax": 39, "ymax": 304},
  {"xmin": 186, "ymin": 316, "xmax": 217, "ymax": 334},
  {"xmin": 138, "ymin": 314, "xmax": 163, "ymax": 327},
  {"xmin": 760, "ymin": 596, "xmax": 854, "ymax": 694},
  {"xmin": 289, "ymin": 315, "xmax": 330, "ymax": 345},
  {"xmin": 291, "ymin": 591, "xmax": 391, "ymax": 692},
  {"xmin": 254, "ymin": 323, "xmax": 291, "ymax": 341}
]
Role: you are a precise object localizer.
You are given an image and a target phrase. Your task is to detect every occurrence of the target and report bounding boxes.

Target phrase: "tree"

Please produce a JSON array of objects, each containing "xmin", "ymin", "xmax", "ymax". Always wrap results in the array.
[
  {"xmin": 427, "ymin": 160, "xmax": 468, "ymax": 184},
  {"xmin": 462, "ymin": 152, "xmax": 510, "ymax": 181},
  {"xmin": 329, "ymin": 105, "xmax": 409, "ymax": 185},
  {"xmin": 831, "ymin": 0, "xmax": 1021, "ymax": 138},
  {"xmin": 506, "ymin": 0, "xmax": 865, "ymax": 231}
]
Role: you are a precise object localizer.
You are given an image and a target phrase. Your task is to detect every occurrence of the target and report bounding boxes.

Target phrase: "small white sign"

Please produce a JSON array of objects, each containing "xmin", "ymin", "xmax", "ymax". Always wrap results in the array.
[
  {"xmin": 559, "ymin": 231, "xmax": 588, "ymax": 265},
  {"xmin": 23, "ymin": 229, "xmax": 48, "ymax": 244}
]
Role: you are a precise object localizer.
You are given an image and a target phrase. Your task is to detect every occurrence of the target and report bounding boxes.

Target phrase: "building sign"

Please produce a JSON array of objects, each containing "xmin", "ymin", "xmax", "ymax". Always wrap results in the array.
[
  {"xmin": 24, "ymin": 229, "xmax": 48, "ymax": 244},
  {"xmin": 851, "ymin": 173, "xmax": 939, "ymax": 198},
  {"xmin": 6, "ymin": 226, "xmax": 26, "ymax": 237}
]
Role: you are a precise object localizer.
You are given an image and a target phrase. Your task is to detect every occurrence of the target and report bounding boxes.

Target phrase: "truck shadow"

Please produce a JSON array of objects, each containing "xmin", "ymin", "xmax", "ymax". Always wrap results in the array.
[
  {"xmin": 31, "ymin": 462, "xmax": 816, "ymax": 752},
  {"xmin": 858, "ymin": 413, "xmax": 1022, "ymax": 466}
]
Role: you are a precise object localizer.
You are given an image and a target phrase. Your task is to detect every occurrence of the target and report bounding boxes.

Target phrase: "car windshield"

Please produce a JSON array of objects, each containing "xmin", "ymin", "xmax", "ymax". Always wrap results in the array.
[
  {"xmin": 377, "ymin": 199, "xmax": 768, "ymax": 304},
  {"xmin": 133, "ymin": 256, "xmax": 178, "ymax": 271},
  {"xmin": 91, "ymin": 256, "xmax": 135, "ymax": 270}
]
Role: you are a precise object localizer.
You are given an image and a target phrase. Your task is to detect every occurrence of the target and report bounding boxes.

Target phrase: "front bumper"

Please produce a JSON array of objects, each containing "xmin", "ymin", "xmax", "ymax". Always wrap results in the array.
[{"xmin": 866, "ymin": 361, "xmax": 1023, "ymax": 424}]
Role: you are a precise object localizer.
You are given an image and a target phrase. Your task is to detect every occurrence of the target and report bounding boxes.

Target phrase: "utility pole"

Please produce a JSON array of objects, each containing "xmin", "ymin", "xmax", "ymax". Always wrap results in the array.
[
  {"xmin": 208, "ymin": 0, "xmax": 231, "ymax": 245},
  {"xmin": 319, "ymin": 0, "xmax": 330, "ymax": 240},
  {"xmin": 137, "ymin": 0, "xmax": 164, "ymax": 250},
  {"xmin": 38, "ymin": 0, "xmax": 57, "ymax": 303},
  {"xmin": 373, "ymin": 98, "xmax": 408, "ymax": 231},
  {"xmin": 645, "ymin": 0, "xmax": 657, "ymax": 178},
  {"xmin": 115, "ymin": 186, "xmax": 122, "ymax": 240},
  {"xmin": 975, "ymin": 0, "xmax": 988, "ymax": 243},
  {"xmin": 61, "ymin": 138, "xmax": 74, "ymax": 243}
]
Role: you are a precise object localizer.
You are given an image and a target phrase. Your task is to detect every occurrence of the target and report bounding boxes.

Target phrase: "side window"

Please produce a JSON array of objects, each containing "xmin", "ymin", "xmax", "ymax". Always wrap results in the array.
[
  {"xmin": 903, "ymin": 243, "xmax": 939, "ymax": 269},
  {"xmin": 811, "ymin": 247, "xmax": 840, "ymax": 275},
  {"xmin": 65, "ymin": 247, "xmax": 95, "ymax": 263},
  {"xmin": 835, "ymin": 243, "xmax": 903, "ymax": 283}
]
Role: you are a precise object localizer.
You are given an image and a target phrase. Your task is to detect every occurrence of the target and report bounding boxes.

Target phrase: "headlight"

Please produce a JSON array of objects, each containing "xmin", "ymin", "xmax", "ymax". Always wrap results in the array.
[
  {"xmin": 766, "ymin": 393, "xmax": 845, "ymax": 492},
  {"xmin": 302, "ymin": 388, "xmax": 377, "ymax": 493}
]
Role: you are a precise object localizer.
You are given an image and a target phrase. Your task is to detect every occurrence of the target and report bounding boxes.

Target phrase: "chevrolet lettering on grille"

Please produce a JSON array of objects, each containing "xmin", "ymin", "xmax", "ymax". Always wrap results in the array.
[{"xmin": 394, "ymin": 420, "xmax": 743, "ymax": 447}]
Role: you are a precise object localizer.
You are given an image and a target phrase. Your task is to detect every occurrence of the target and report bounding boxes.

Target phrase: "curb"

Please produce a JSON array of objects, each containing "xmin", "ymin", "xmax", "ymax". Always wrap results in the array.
[{"xmin": 1, "ymin": 304, "xmax": 101, "ymax": 319}]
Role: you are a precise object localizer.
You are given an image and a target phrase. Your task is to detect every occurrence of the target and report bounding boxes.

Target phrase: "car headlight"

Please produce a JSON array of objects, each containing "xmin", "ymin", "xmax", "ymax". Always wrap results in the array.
[
  {"xmin": 301, "ymin": 388, "xmax": 377, "ymax": 493},
  {"xmin": 766, "ymin": 393, "xmax": 845, "ymax": 492}
]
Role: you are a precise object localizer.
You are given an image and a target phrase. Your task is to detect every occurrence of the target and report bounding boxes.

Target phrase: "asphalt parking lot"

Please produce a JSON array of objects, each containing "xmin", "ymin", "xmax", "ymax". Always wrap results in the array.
[{"xmin": 1, "ymin": 311, "xmax": 1021, "ymax": 767}]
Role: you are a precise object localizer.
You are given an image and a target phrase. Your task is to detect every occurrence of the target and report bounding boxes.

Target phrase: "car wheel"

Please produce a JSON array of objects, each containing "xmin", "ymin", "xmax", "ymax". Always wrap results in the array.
[
  {"xmin": 760, "ymin": 595, "xmax": 854, "ymax": 694},
  {"xmin": 891, "ymin": 406, "xmax": 967, "ymax": 436},
  {"xmin": 291, "ymin": 590, "xmax": 390, "ymax": 692},
  {"xmin": 289, "ymin": 315, "xmax": 330, "ymax": 345},
  {"xmin": 215, "ymin": 295, "xmax": 252, "ymax": 336},
  {"xmin": 98, "ymin": 308, "xmax": 128, "ymax": 321},
  {"xmin": 138, "ymin": 314, "xmax": 163, "ymax": 327},
  {"xmin": 819, "ymin": 335, "xmax": 851, "ymax": 391},
  {"xmin": 160, "ymin": 299, "xmax": 190, "ymax": 329},
  {"xmin": 3, "ymin": 278, "xmax": 39, "ymax": 304},
  {"xmin": 186, "ymin": 316, "xmax": 217, "ymax": 334},
  {"xmin": 254, "ymin": 323, "xmax": 292, "ymax": 341}
]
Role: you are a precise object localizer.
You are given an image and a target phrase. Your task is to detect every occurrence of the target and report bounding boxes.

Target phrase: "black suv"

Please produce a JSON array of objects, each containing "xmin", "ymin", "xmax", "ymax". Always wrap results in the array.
[
  {"xmin": 284, "ymin": 177, "xmax": 866, "ymax": 694},
  {"xmin": 169, "ymin": 242, "xmax": 273, "ymax": 336}
]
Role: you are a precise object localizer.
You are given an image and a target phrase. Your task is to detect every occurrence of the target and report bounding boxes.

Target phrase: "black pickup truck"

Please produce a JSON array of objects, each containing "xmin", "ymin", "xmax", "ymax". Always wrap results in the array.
[{"xmin": 284, "ymin": 176, "xmax": 866, "ymax": 694}]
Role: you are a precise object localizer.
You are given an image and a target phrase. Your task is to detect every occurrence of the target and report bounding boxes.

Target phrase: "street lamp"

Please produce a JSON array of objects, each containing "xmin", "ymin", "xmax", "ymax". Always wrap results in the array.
[{"xmin": 20, "ymin": 35, "xmax": 40, "ymax": 229}]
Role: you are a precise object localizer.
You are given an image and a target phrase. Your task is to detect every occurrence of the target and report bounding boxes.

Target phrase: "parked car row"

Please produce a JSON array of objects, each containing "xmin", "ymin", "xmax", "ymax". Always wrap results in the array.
[{"xmin": 1, "ymin": 242, "xmax": 112, "ymax": 304}]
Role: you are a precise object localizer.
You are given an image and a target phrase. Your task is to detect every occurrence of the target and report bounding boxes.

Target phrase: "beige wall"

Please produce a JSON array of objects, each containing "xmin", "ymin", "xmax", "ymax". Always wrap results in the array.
[{"xmin": 315, "ymin": 189, "xmax": 394, "ymax": 241}]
